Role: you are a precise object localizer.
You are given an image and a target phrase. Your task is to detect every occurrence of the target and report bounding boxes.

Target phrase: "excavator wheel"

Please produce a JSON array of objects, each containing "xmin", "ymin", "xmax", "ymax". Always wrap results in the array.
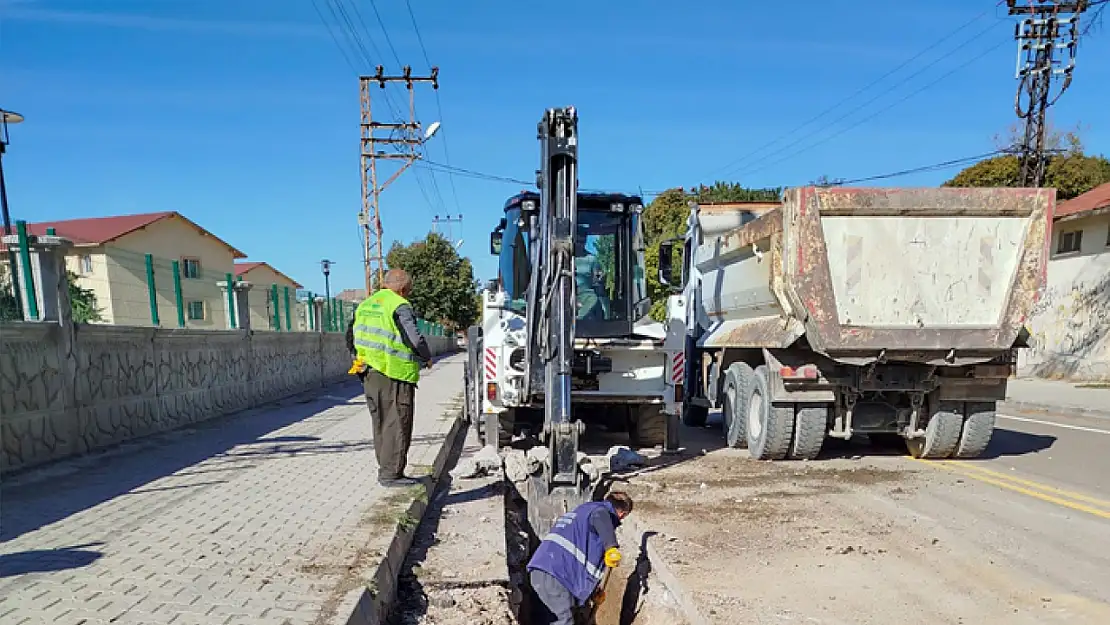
[
  {"xmin": 745, "ymin": 366, "xmax": 795, "ymax": 460},
  {"xmin": 906, "ymin": 402, "xmax": 962, "ymax": 459},
  {"xmin": 953, "ymin": 401, "xmax": 997, "ymax": 459},
  {"xmin": 722, "ymin": 363, "xmax": 755, "ymax": 448},
  {"xmin": 629, "ymin": 406, "xmax": 667, "ymax": 449}
]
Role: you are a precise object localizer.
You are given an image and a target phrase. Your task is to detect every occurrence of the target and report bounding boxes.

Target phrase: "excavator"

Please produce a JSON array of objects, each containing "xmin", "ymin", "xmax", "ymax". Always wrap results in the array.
[{"xmin": 465, "ymin": 107, "xmax": 683, "ymax": 535}]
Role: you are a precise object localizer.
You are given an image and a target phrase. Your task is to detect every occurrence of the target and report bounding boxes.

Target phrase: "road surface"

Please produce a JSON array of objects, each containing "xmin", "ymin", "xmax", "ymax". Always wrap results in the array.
[{"xmin": 614, "ymin": 404, "xmax": 1110, "ymax": 625}]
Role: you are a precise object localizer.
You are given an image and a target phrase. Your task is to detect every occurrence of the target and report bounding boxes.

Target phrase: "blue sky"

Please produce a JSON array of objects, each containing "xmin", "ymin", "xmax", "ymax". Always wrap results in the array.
[{"xmin": 3, "ymin": 0, "xmax": 1109, "ymax": 294}]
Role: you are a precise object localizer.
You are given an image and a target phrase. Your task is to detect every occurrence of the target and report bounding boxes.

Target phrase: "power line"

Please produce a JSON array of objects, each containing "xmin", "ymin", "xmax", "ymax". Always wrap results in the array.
[
  {"xmin": 405, "ymin": 0, "xmax": 463, "ymax": 216},
  {"xmin": 309, "ymin": 0, "xmax": 359, "ymax": 74},
  {"xmin": 419, "ymin": 160, "xmax": 532, "ymax": 186},
  {"xmin": 738, "ymin": 36, "xmax": 1012, "ymax": 183},
  {"xmin": 727, "ymin": 21, "xmax": 1010, "ymax": 182},
  {"xmin": 706, "ymin": 8, "xmax": 1000, "ymax": 181},
  {"xmin": 831, "ymin": 150, "xmax": 1006, "ymax": 186}
]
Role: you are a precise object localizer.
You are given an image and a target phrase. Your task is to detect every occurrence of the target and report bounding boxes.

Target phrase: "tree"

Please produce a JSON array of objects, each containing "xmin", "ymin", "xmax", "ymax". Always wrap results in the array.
[
  {"xmin": 0, "ymin": 267, "xmax": 102, "ymax": 323},
  {"xmin": 386, "ymin": 232, "xmax": 479, "ymax": 331},
  {"xmin": 68, "ymin": 271, "xmax": 104, "ymax": 323},
  {"xmin": 641, "ymin": 183, "xmax": 782, "ymax": 320},
  {"xmin": 944, "ymin": 128, "xmax": 1110, "ymax": 200}
]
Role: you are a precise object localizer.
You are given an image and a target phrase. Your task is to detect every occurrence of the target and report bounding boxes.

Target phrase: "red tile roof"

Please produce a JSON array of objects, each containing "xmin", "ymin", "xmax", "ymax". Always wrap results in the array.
[
  {"xmin": 233, "ymin": 261, "xmax": 303, "ymax": 289},
  {"xmin": 1055, "ymin": 183, "xmax": 1110, "ymax": 220},
  {"xmin": 1, "ymin": 211, "xmax": 247, "ymax": 258}
]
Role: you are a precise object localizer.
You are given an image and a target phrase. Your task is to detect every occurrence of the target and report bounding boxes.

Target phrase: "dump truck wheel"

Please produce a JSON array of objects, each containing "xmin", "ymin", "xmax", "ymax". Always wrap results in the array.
[
  {"xmin": 745, "ymin": 366, "xmax": 795, "ymax": 460},
  {"xmin": 789, "ymin": 405, "xmax": 827, "ymax": 460},
  {"xmin": 953, "ymin": 402, "xmax": 997, "ymax": 459},
  {"xmin": 906, "ymin": 403, "xmax": 962, "ymax": 459},
  {"xmin": 630, "ymin": 406, "xmax": 667, "ymax": 448},
  {"xmin": 722, "ymin": 363, "xmax": 755, "ymax": 448}
]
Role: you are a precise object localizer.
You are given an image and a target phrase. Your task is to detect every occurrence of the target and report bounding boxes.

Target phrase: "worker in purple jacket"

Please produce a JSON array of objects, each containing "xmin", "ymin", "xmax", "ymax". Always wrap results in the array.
[{"xmin": 526, "ymin": 492, "xmax": 633, "ymax": 625}]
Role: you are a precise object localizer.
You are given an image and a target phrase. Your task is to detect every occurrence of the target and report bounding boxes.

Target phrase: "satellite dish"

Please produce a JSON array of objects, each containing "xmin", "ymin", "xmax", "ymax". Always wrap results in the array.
[{"xmin": 424, "ymin": 121, "xmax": 441, "ymax": 141}]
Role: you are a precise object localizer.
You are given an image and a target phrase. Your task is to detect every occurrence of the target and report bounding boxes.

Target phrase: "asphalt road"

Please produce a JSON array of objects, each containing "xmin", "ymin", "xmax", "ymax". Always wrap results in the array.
[{"xmin": 615, "ymin": 405, "xmax": 1110, "ymax": 624}]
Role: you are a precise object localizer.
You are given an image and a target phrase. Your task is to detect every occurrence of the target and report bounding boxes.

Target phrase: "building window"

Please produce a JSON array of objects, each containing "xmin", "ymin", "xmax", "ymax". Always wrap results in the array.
[
  {"xmin": 187, "ymin": 301, "xmax": 205, "ymax": 321},
  {"xmin": 1056, "ymin": 229, "xmax": 1082, "ymax": 254},
  {"xmin": 79, "ymin": 255, "xmax": 93, "ymax": 274},
  {"xmin": 182, "ymin": 257, "xmax": 201, "ymax": 279}
]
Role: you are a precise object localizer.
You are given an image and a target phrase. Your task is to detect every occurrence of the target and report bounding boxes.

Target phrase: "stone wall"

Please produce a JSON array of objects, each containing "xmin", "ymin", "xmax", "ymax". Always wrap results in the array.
[{"xmin": 0, "ymin": 322, "xmax": 455, "ymax": 474}]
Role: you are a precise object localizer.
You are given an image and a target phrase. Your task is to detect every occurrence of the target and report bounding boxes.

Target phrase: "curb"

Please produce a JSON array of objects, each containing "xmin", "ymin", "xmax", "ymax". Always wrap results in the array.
[
  {"xmin": 330, "ymin": 413, "xmax": 466, "ymax": 625},
  {"xmin": 999, "ymin": 400, "xmax": 1110, "ymax": 420},
  {"xmin": 621, "ymin": 515, "xmax": 713, "ymax": 625}
]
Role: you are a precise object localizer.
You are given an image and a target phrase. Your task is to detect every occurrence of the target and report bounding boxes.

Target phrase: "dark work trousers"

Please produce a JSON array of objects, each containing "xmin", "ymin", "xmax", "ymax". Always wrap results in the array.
[
  {"xmin": 363, "ymin": 367, "xmax": 416, "ymax": 481},
  {"xmin": 530, "ymin": 569, "xmax": 575, "ymax": 625}
]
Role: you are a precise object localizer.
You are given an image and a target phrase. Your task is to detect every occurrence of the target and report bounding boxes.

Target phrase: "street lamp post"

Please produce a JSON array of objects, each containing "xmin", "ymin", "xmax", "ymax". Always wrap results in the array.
[
  {"xmin": 1, "ymin": 109, "xmax": 25, "ymax": 316},
  {"xmin": 321, "ymin": 259, "xmax": 333, "ymax": 331}
]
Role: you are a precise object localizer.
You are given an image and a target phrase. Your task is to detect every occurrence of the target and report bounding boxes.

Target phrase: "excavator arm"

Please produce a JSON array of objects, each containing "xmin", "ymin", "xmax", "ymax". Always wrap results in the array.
[{"xmin": 529, "ymin": 106, "xmax": 582, "ymax": 489}]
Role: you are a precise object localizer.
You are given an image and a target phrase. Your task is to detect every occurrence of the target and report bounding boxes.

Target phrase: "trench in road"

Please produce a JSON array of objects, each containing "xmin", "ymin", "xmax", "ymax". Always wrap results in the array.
[{"xmin": 386, "ymin": 424, "xmax": 696, "ymax": 625}]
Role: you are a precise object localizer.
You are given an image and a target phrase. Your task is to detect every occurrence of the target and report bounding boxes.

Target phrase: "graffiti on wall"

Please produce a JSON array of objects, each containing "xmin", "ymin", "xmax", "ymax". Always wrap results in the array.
[{"xmin": 1023, "ymin": 269, "xmax": 1110, "ymax": 381}]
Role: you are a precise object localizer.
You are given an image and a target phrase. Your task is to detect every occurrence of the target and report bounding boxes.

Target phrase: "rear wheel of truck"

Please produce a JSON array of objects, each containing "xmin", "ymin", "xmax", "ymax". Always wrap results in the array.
[
  {"xmin": 789, "ymin": 405, "xmax": 827, "ymax": 460},
  {"xmin": 953, "ymin": 401, "xmax": 997, "ymax": 459},
  {"xmin": 722, "ymin": 363, "xmax": 755, "ymax": 448},
  {"xmin": 906, "ymin": 402, "xmax": 962, "ymax": 459},
  {"xmin": 745, "ymin": 366, "xmax": 795, "ymax": 460},
  {"xmin": 629, "ymin": 406, "xmax": 667, "ymax": 448}
]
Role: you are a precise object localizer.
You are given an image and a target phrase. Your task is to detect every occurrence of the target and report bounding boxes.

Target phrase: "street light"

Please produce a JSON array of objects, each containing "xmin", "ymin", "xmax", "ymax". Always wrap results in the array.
[{"xmin": 423, "ymin": 121, "xmax": 441, "ymax": 142}]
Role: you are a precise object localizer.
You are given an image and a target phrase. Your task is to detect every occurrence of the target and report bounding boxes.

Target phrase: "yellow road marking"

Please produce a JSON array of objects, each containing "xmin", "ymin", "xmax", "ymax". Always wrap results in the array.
[
  {"xmin": 913, "ymin": 459, "xmax": 1110, "ymax": 521},
  {"xmin": 939, "ymin": 461, "xmax": 1110, "ymax": 509}
]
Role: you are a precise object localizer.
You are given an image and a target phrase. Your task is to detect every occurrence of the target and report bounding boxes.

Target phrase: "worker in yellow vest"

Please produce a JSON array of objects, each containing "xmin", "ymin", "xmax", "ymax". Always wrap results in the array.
[{"xmin": 346, "ymin": 268, "xmax": 432, "ymax": 487}]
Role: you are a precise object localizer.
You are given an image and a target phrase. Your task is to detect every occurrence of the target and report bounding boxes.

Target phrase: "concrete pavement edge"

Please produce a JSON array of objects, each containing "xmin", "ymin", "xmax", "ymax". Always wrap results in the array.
[
  {"xmin": 330, "ymin": 412, "xmax": 467, "ymax": 625},
  {"xmin": 621, "ymin": 514, "xmax": 712, "ymax": 625}
]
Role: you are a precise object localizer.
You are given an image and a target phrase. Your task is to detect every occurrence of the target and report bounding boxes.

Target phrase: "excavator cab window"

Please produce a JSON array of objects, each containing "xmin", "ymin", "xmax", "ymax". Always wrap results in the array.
[{"xmin": 497, "ymin": 207, "xmax": 531, "ymax": 312}]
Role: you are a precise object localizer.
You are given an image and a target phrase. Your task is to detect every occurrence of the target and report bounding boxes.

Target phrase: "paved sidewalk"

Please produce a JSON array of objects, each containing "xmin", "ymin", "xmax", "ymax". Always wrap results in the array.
[
  {"xmin": 1003, "ymin": 377, "xmax": 1110, "ymax": 418},
  {"xmin": 0, "ymin": 354, "xmax": 466, "ymax": 625}
]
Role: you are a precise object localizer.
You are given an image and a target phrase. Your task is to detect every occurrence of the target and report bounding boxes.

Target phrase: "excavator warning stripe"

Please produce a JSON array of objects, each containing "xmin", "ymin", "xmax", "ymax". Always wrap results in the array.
[
  {"xmin": 485, "ymin": 348, "xmax": 497, "ymax": 379},
  {"xmin": 672, "ymin": 352, "xmax": 684, "ymax": 384}
]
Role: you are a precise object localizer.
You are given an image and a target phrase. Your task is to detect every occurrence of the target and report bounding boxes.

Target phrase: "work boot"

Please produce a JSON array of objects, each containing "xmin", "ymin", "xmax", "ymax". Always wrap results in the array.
[{"xmin": 378, "ymin": 476, "xmax": 419, "ymax": 488}]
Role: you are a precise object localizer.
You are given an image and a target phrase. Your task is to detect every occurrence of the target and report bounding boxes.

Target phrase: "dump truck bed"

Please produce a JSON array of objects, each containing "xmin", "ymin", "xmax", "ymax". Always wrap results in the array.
[{"xmin": 694, "ymin": 187, "xmax": 1054, "ymax": 364}]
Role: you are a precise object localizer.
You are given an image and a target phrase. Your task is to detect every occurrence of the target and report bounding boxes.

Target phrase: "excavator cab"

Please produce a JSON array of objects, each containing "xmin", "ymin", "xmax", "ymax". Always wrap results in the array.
[{"xmin": 492, "ymin": 191, "xmax": 649, "ymax": 338}]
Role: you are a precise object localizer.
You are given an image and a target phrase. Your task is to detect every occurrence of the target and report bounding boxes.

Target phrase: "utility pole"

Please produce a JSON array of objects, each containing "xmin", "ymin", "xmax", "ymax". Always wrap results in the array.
[
  {"xmin": 360, "ymin": 65, "xmax": 440, "ymax": 294},
  {"xmin": 431, "ymin": 213, "xmax": 463, "ymax": 245},
  {"xmin": 1007, "ymin": 1, "xmax": 1087, "ymax": 187}
]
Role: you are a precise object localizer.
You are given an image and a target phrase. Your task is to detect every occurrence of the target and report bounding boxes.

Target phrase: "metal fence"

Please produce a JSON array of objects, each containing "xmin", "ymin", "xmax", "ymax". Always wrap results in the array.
[{"xmin": 1, "ymin": 219, "xmax": 451, "ymax": 337}]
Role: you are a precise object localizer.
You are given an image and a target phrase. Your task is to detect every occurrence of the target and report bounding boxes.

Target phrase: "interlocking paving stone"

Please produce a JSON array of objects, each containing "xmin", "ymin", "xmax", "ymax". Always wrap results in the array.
[{"xmin": 0, "ymin": 355, "xmax": 465, "ymax": 625}]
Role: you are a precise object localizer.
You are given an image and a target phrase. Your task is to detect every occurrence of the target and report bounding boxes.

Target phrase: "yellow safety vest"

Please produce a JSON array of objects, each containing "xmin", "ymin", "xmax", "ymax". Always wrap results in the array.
[{"xmin": 353, "ymin": 289, "xmax": 420, "ymax": 383}]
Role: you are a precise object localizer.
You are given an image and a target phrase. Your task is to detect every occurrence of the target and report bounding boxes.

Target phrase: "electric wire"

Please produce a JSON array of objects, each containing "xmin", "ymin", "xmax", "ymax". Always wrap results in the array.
[
  {"xmin": 831, "ymin": 150, "xmax": 1006, "ymax": 185},
  {"xmin": 739, "ymin": 36, "xmax": 1012, "ymax": 182}
]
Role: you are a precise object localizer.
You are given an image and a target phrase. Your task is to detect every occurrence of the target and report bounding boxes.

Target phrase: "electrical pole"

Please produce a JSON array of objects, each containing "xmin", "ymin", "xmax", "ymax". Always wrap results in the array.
[
  {"xmin": 1007, "ymin": 1, "xmax": 1087, "ymax": 187},
  {"xmin": 1, "ymin": 109, "xmax": 25, "ymax": 317},
  {"xmin": 360, "ymin": 65, "xmax": 440, "ymax": 294},
  {"xmin": 431, "ymin": 213, "xmax": 463, "ymax": 245}
]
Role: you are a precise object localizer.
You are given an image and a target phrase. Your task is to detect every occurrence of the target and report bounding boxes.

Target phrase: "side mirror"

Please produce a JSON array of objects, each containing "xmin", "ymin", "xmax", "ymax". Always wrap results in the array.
[
  {"xmin": 490, "ymin": 231, "xmax": 503, "ymax": 255},
  {"xmin": 658, "ymin": 240, "xmax": 674, "ymax": 286}
]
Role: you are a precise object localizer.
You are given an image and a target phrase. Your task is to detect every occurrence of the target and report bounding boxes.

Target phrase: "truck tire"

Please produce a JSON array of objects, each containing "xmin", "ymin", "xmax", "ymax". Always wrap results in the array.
[
  {"xmin": 789, "ymin": 405, "xmax": 827, "ymax": 460},
  {"xmin": 906, "ymin": 403, "xmax": 962, "ymax": 459},
  {"xmin": 745, "ymin": 366, "xmax": 795, "ymax": 460},
  {"xmin": 722, "ymin": 363, "xmax": 756, "ymax": 448},
  {"xmin": 630, "ymin": 406, "xmax": 667, "ymax": 448},
  {"xmin": 953, "ymin": 401, "xmax": 997, "ymax": 459}
]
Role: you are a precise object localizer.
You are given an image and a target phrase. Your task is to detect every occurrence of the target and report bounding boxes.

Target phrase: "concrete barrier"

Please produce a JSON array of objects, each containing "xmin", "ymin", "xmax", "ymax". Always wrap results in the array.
[{"xmin": 0, "ymin": 321, "xmax": 455, "ymax": 474}]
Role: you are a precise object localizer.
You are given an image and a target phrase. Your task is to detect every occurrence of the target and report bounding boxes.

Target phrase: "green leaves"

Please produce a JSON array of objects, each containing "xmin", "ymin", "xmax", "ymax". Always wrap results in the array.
[
  {"xmin": 386, "ymin": 233, "xmax": 479, "ymax": 331},
  {"xmin": 641, "ymin": 182, "xmax": 782, "ymax": 320},
  {"xmin": 943, "ymin": 150, "xmax": 1110, "ymax": 200},
  {"xmin": 67, "ymin": 271, "xmax": 103, "ymax": 323}
]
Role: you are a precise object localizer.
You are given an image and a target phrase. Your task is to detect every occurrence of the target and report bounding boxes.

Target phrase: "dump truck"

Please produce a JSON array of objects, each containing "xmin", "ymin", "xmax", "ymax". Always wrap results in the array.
[{"xmin": 658, "ymin": 186, "xmax": 1053, "ymax": 460}]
